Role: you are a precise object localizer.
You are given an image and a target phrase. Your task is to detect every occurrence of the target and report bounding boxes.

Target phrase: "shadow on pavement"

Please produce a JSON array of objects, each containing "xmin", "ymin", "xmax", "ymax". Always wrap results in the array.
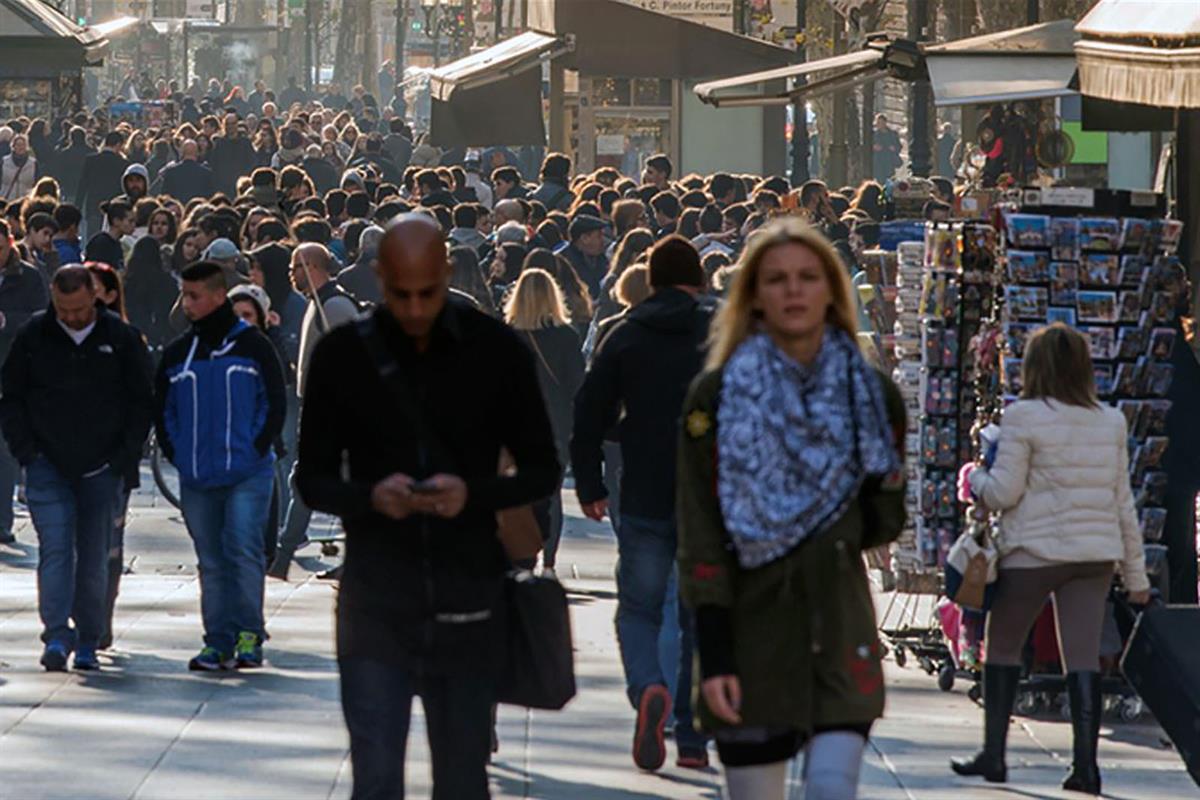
[{"xmin": 490, "ymin": 761, "xmax": 721, "ymax": 799}]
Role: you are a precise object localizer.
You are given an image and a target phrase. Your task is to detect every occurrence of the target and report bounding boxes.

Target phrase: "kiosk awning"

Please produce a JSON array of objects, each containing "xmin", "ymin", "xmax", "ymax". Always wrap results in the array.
[
  {"xmin": 694, "ymin": 48, "xmax": 887, "ymax": 108},
  {"xmin": 1075, "ymin": 0, "xmax": 1200, "ymax": 109},
  {"xmin": 525, "ymin": 0, "xmax": 792, "ymax": 79},
  {"xmin": 427, "ymin": 31, "xmax": 572, "ymax": 102},
  {"xmin": 924, "ymin": 20, "xmax": 1079, "ymax": 107},
  {"xmin": 0, "ymin": 0, "xmax": 110, "ymax": 65}
]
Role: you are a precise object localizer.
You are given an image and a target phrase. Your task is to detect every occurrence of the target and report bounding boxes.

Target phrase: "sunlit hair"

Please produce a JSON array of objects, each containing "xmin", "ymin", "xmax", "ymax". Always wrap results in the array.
[
  {"xmin": 504, "ymin": 268, "xmax": 571, "ymax": 330},
  {"xmin": 706, "ymin": 218, "xmax": 856, "ymax": 370},
  {"xmin": 1021, "ymin": 323, "xmax": 1100, "ymax": 409},
  {"xmin": 615, "ymin": 262, "xmax": 651, "ymax": 308}
]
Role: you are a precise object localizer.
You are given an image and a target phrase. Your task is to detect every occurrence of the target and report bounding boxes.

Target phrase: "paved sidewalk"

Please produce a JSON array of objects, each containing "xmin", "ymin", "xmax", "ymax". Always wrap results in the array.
[{"xmin": 0, "ymin": 484, "xmax": 1196, "ymax": 799}]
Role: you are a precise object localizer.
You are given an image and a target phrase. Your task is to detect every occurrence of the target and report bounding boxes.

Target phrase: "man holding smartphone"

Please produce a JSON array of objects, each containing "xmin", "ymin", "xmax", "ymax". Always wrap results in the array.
[{"xmin": 295, "ymin": 214, "xmax": 560, "ymax": 799}]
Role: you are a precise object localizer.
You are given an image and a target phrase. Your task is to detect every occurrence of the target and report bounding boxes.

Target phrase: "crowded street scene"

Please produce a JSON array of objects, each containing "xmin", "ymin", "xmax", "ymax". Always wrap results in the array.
[{"xmin": 2, "ymin": 0, "xmax": 1200, "ymax": 797}]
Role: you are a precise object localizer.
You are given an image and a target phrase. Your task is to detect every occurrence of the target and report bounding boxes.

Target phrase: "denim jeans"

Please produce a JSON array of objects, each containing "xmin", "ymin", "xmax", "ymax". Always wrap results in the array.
[
  {"xmin": 101, "ymin": 488, "xmax": 132, "ymax": 647},
  {"xmin": 26, "ymin": 457, "xmax": 121, "ymax": 649},
  {"xmin": 275, "ymin": 459, "xmax": 312, "ymax": 562},
  {"xmin": 180, "ymin": 467, "xmax": 274, "ymax": 654},
  {"xmin": 339, "ymin": 659, "xmax": 493, "ymax": 800},
  {"xmin": 614, "ymin": 512, "xmax": 703, "ymax": 749}
]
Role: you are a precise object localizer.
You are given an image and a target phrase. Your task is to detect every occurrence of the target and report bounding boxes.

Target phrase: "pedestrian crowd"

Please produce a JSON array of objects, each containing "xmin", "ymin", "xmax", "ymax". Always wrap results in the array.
[{"xmin": 0, "ymin": 75, "xmax": 1145, "ymax": 800}]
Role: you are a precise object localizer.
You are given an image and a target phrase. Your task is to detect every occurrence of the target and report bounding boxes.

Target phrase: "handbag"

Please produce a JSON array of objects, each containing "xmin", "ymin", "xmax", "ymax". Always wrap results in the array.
[
  {"xmin": 497, "ymin": 569, "xmax": 577, "ymax": 710},
  {"xmin": 945, "ymin": 528, "xmax": 998, "ymax": 611}
]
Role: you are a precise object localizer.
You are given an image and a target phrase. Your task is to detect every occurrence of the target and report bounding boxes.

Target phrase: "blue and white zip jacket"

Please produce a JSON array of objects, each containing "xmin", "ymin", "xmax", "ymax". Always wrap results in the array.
[{"xmin": 154, "ymin": 301, "xmax": 287, "ymax": 489}]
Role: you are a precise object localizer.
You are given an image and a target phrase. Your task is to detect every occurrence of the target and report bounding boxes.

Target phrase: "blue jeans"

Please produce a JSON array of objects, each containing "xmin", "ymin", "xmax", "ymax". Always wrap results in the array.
[
  {"xmin": 26, "ymin": 457, "xmax": 121, "ymax": 649},
  {"xmin": 614, "ymin": 512, "xmax": 703, "ymax": 749},
  {"xmin": 339, "ymin": 659, "xmax": 493, "ymax": 800},
  {"xmin": 180, "ymin": 468, "xmax": 274, "ymax": 654}
]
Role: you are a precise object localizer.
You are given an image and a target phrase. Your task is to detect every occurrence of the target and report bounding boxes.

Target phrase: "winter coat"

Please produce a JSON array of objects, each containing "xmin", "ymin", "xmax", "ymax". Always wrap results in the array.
[
  {"xmin": 84, "ymin": 231, "xmax": 125, "ymax": 271},
  {"xmin": 677, "ymin": 366, "xmax": 906, "ymax": 735},
  {"xmin": 156, "ymin": 159, "xmax": 215, "ymax": 204},
  {"xmin": 0, "ymin": 309, "xmax": 153, "ymax": 487},
  {"xmin": 208, "ymin": 135, "xmax": 258, "ymax": 197},
  {"xmin": 519, "ymin": 324, "xmax": 585, "ymax": 459},
  {"xmin": 301, "ymin": 156, "xmax": 340, "ymax": 197},
  {"xmin": 967, "ymin": 398, "xmax": 1149, "ymax": 591},
  {"xmin": 1, "ymin": 154, "xmax": 36, "ymax": 200},
  {"xmin": 571, "ymin": 288, "xmax": 712, "ymax": 520},
  {"xmin": 75, "ymin": 150, "xmax": 130, "ymax": 229},
  {"xmin": 531, "ymin": 178, "xmax": 574, "ymax": 212},
  {"xmin": 0, "ymin": 252, "xmax": 50, "ymax": 366},
  {"xmin": 53, "ymin": 142, "xmax": 93, "ymax": 201},
  {"xmin": 154, "ymin": 302, "xmax": 286, "ymax": 489}
]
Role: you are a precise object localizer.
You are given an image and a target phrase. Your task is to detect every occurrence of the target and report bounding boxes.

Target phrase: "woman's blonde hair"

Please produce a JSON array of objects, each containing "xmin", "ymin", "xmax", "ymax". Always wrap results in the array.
[
  {"xmin": 504, "ymin": 268, "xmax": 571, "ymax": 330},
  {"xmin": 706, "ymin": 218, "xmax": 857, "ymax": 369},
  {"xmin": 615, "ymin": 262, "xmax": 651, "ymax": 308},
  {"xmin": 1021, "ymin": 323, "xmax": 1100, "ymax": 408}
]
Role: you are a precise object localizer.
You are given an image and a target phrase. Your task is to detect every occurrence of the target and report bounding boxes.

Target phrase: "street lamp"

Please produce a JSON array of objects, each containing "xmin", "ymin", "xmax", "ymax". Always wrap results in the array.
[{"xmin": 421, "ymin": 0, "xmax": 467, "ymax": 67}]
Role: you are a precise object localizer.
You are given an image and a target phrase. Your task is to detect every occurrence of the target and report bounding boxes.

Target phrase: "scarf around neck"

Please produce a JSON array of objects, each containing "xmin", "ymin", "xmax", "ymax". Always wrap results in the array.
[{"xmin": 716, "ymin": 328, "xmax": 899, "ymax": 568}]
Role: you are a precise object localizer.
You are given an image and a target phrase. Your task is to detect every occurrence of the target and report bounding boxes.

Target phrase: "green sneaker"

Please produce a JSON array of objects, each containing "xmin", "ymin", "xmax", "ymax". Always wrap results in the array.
[
  {"xmin": 234, "ymin": 632, "xmax": 263, "ymax": 669},
  {"xmin": 188, "ymin": 646, "xmax": 234, "ymax": 671}
]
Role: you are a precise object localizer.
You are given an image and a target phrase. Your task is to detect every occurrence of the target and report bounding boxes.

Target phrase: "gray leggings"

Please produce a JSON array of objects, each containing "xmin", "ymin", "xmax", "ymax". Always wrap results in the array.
[{"xmin": 985, "ymin": 561, "xmax": 1113, "ymax": 672}]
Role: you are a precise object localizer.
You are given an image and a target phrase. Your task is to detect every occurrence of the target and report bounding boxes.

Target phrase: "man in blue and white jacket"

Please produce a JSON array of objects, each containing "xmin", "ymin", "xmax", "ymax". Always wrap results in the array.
[{"xmin": 155, "ymin": 261, "xmax": 287, "ymax": 671}]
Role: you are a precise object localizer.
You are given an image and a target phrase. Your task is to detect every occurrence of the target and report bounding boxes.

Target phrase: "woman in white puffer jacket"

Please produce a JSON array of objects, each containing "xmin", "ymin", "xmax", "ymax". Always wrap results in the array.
[{"xmin": 952, "ymin": 323, "xmax": 1149, "ymax": 797}]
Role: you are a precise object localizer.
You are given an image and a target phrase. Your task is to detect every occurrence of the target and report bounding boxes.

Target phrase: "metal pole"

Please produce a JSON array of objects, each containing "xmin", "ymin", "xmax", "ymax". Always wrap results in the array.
[
  {"xmin": 828, "ymin": 12, "xmax": 848, "ymax": 188},
  {"xmin": 396, "ymin": 0, "xmax": 406, "ymax": 76},
  {"xmin": 1026, "ymin": 0, "xmax": 1039, "ymax": 25},
  {"xmin": 908, "ymin": 0, "xmax": 932, "ymax": 177},
  {"xmin": 432, "ymin": 1, "xmax": 441, "ymax": 67},
  {"xmin": 304, "ymin": 0, "xmax": 314, "ymax": 91},
  {"xmin": 494, "ymin": 0, "xmax": 501, "ymax": 42},
  {"xmin": 789, "ymin": 0, "xmax": 809, "ymax": 186}
]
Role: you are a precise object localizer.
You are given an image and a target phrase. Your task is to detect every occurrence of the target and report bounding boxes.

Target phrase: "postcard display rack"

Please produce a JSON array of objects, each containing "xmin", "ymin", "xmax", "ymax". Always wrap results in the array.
[{"xmin": 1000, "ymin": 207, "xmax": 1185, "ymax": 545}]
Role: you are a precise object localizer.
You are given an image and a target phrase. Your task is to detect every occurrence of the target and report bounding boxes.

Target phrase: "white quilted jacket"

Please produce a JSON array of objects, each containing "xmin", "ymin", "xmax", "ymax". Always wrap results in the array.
[{"xmin": 968, "ymin": 398, "xmax": 1150, "ymax": 592}]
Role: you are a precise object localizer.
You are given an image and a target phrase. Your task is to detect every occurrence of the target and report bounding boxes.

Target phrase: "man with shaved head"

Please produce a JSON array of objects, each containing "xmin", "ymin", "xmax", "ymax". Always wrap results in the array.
[
  {"xmin": 156, "ymin": 138, "xmax": 215, "ymax": 203},
  {"xmin": 268, "ymin": 241, "xmax": 363, "ymax": 579},
  {"xmin": 295, "ymin": 214, "xmax": 560, "ymax": 798}
]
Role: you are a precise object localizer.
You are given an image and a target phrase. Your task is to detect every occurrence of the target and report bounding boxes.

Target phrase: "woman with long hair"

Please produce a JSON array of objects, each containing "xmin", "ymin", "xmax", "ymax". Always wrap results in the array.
[
  {"xmin": 503, "ymin": 268, "xmax": 585, "ymax": 577},
  {"xmin": 82, "ymin": 261, "xmax": 138, "ymax": 651},
  {"xmin": 148, "ymin": 207, "xmax": 178, "ymax": 246},
  {"xmin": 524, "ymin": 248, "xmax": 593, "ymax": 339},
  {"xmin": 449, "ymin": 246, "xmax": 497, "ymax": 316},
  {"xmin": 595, "ymin": 227, "xmax": 655, "ymax": 322},
  {"xmin": 850, "ymin": 181, "xmax": 885, "ymax": 222},
  {"xmin": 678, "ymin": 219, "xmax": 906, "ymax": 800},
  {"xmin": 123, "ymin": 236, "xmax": 178, "ymax": 348},
  {"xmin": 171, "ymin": 227, "xmax": 205, "ymax": 276},
  {"xmin": 952, "ymin": 324, "xmax": 1149, "ymax": 795},
  {"xmin": 488, "ymin": 241, "xmax": 527, "ymax": 307}
]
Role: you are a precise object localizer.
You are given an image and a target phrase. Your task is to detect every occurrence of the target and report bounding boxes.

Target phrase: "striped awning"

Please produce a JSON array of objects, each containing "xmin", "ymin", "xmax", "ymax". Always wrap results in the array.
[{"xmin": 1075, "ymin": 0, "xmax": 1200, "ymax": 109}]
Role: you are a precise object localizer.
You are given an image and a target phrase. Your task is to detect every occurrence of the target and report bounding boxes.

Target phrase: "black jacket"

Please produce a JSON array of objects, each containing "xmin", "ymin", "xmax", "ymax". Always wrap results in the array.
[
  {"xmin": 84, "ymin": 231, "xmax": 124, "ymax": 271},
  {"xmin": 208, "ymin": 135, "xmax": 258, "ymax": 197},
  {"xmin": 519, "ymin": 324, "xmax": 585, "ymax": 457},
  {"xmin": 0, "ymin": 309, "xmax": 153, "ymax": 484},
  {"xmin": 301, "ymin": 156, "xmax": 340, "ymax": 197},
  {"xmin": 75, "ymin": 150, "xmax": 129, "ymax": 225},
  {"xmin": 571, "ymin": 288, "xmax": 713, "ymax": 519},
  {"xmin": 156, "ymin": 159, "xmax": 215, "ymax": 203},
  {"xmin": 53, "ymin": 142, "xmax": 94, "ymax": 201},
  {"xmin": 0, "ymin": 252, "xmax": 50, "ymax": 366},
  {"xmin": 295, "ymin": 301, "xmax": 559, "ymax": 670},
  {"xmin": 350, "ymin": 152, "xmax": 402, "ymax": 185}
]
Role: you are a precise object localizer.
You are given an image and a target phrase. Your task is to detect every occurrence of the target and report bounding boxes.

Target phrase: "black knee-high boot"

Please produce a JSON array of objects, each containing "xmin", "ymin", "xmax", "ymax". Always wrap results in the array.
[
  {"xmin": 951, "ymin": 664, "xmax": 1021, "ymax": 783},
  {"xmin": 1063, "ymin": 671, "xmax": 1103, "ymax": 795}
]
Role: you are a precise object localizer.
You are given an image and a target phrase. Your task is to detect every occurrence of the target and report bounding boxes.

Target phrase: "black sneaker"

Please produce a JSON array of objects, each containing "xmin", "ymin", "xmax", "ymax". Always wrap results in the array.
[{"xmin": 633, "ymin": 684, "xmax": 670, "ymax": 771}]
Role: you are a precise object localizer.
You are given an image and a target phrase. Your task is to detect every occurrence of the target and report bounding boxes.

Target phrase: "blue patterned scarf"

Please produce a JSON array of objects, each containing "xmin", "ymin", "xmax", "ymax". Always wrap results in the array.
[{"xmin": 717, "ymin": 328, "xmax": 900, "ymax": 568}]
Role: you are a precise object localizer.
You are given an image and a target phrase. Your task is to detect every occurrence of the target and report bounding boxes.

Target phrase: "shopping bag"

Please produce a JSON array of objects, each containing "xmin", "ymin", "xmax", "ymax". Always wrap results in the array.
[
  {"xmin": 945, "ymin": 530, "xmax": 997, "ymax": 611},
  {"xmin": 497, "ymin": 570, "xmax": 577, "ymax": 710}
]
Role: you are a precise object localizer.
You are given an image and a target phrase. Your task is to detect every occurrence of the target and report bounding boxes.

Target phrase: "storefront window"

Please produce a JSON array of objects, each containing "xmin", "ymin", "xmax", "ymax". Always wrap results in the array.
[
  {"xmin": 594, "ymin": 113, "xmax": 670, "ymax": 177},
  {"xmin": 0, "ymin": 79, "xmax": 52, "ymax": 120}
]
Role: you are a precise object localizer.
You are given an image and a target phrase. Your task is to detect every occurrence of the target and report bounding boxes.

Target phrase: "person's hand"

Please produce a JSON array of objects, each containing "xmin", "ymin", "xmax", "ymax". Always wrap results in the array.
[
  {"xmin": 370, "ymin": 473, "xmax": 415, "ymax": 520},
  {"xmin": 1128, "ymin": 589, "xmax": 1152, "ymax": 606},
  {"xmin": 408, "ymin": 474, "xmax": 469, "ymax": 518},
  {"xmin": 701, "ymin": 675, "xmax": 743, "ymax": 725},
  {"xmin": 581, "ymin": 499, "xmax": 608, "ymax": 522}
]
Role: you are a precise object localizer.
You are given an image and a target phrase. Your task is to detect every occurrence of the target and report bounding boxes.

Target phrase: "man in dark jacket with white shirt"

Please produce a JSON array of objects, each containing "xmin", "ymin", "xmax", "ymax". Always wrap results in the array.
[
  {"xmin": 571, "ymin": 235, "xmax": 713, "ymax": 772},
  {"xmin": 0, "ymin": 266, "xmax": 153, "ymax": 671}
]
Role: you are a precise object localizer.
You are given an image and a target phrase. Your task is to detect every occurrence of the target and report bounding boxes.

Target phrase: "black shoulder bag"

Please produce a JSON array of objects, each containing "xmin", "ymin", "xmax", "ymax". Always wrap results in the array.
[{"xmin": 355, "ymin": 316, "xmax": 576, "ymax": 711}]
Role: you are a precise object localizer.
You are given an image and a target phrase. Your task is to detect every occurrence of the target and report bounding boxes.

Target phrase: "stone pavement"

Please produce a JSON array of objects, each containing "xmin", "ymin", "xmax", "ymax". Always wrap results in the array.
[{"xmin": 0, "ymin": 481, "xmax": 1196, "ymax": 799}]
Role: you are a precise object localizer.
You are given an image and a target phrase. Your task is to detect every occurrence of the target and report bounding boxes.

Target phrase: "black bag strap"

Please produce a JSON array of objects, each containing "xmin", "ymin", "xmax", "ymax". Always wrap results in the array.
[{"xmin": 355, "ymin": 315, "xmax": 455, "ymax": 473}]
